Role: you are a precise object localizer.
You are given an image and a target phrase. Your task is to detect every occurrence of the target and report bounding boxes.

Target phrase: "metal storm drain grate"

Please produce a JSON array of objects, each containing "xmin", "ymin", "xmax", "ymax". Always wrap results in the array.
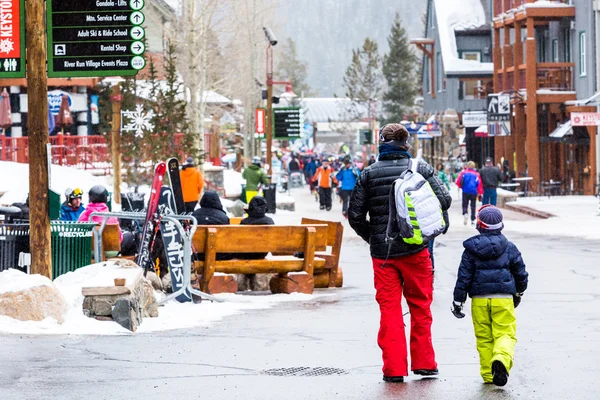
[{"xmin": 261, "ymin": 367, "xmax": 349, "ymax": 377}]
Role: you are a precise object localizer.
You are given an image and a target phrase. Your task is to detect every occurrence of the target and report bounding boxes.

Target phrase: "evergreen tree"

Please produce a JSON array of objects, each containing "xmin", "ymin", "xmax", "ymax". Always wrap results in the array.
[
  {"xmin": 277, "ymin": 38, "xmax": 313, "ymax": 97},
  {"xmin": 382, "ymin": 13, "xmax": 418, "ymax": 123},
  {"xmin": 342, "ymin": 37, "xmax": 382, "ymax": 120}
]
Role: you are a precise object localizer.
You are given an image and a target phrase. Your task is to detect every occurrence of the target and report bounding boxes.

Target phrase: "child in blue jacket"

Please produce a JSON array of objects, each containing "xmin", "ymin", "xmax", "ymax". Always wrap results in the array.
[{"xmin": 452, "ymin": 205, "xmax": 528, "ymax": 387}]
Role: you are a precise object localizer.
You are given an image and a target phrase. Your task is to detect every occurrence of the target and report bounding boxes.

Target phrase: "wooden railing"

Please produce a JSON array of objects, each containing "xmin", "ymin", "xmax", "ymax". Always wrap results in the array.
[{"xmin": 536, "ymin": 63, "xmax": 574, "ymax": 91}]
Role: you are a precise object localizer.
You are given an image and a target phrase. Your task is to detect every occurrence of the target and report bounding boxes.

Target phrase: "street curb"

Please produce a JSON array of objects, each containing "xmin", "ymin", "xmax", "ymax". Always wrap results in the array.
[{"xmin": 503, "ymin": 203, "xmax": 556, "ymax": 219}]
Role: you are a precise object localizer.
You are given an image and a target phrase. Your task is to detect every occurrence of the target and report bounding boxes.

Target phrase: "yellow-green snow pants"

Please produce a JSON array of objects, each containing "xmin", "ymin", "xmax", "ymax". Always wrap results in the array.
[{"xmin": 471, "ymin": 298, "xmax": 517, "ymax": 383}]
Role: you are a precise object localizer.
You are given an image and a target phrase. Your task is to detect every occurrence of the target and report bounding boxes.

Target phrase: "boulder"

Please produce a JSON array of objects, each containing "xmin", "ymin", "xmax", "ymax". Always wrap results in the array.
[
  {"xmin": 112, "ymin": 298, "xmax": 141, "ymax": 332},
  {"xmin": 161, "ymin": 274, "xmax": 172, "ymax": 293},
  {"xmin": 0, "ymin": 270, "xmax": 68, "ymax": 324},
  {"xmin": 140, "ymin": 279, "xmax": 158, "ymax": 318},
  {"xmin": 107, "ymin": 258, "xmax": 139, "ymax": 269},
  {"xmin": 145, "ymin": 271, "xmax": 163, "ymax": 291}
]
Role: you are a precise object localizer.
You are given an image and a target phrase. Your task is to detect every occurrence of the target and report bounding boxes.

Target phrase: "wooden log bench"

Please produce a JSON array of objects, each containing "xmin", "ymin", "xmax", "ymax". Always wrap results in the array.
[
  {"xmin": 301, "ymin": 218, "xmax": 343, "ymax": 288},
  {"xmin": 192, "ymin": 225, "xmax": 329, "ymax": 295}
]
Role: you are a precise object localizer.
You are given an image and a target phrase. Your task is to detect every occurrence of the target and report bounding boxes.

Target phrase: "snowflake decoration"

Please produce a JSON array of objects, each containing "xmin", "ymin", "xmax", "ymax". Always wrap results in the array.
[
  {"xmin": 0, "ymin": 38, "xmax": 14, "ymax": 54},
  {"xmin": 122, "ymin": 104, "xmax": 155, "ymax": 138}
]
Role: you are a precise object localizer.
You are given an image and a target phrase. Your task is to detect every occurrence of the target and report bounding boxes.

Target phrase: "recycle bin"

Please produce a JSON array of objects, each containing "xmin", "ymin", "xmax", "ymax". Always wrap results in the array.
[
  {"xmin": 0, "ymin": 224, "xmax": 31, "ymax": 273},
  {"xmin": 50, "ymin": 222, "xmax": 97, "ymax": 279}
]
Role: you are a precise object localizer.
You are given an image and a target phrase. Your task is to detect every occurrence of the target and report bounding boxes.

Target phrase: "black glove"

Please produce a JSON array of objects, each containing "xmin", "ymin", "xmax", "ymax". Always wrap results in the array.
[
  {"xmin": 451, "ymin": 301, "xmax": 465, "ymax": 319},
  {"xmin": 513, "ymin": 293, "xmax": 523, "ymax": 308}
]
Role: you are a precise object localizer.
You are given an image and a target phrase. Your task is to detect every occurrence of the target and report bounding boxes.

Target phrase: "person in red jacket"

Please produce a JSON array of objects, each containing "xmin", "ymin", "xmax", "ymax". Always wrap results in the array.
[
  {"xmin": 312, "ymin": 159, "xmax": 338, "ymax": 211},
  {"xmin": 456, "ymin": 161, "xmax": 484, "ymax": 226}
]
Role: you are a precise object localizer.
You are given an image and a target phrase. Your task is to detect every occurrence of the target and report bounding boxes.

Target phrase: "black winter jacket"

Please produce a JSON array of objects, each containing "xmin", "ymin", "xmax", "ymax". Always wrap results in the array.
[
  {"xmin": 348, "ymin": 153, "xmax": 452, "ymax": 259},
  {"xmin": 192, "ymin": 192, "xmax": 230, "ymax": 226},
  {"xmin": 479, "ymin": 166, "xmax": 503, "ymax": 189},
  {"xmin": 453, "ymin": 232, "xmax": 528, "ymax": 303},
  {"xmin": 238, "ymin": 196, "xmax": 274, "ymax": 259}
]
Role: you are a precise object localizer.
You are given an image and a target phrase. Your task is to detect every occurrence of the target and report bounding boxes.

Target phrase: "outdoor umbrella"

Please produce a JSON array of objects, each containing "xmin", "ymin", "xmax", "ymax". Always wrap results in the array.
[
  {"xmin": 0, "ymin": 88, "xmax": 10, "ymax": 161},
  {"xmin": 55, "ymin": 94, "xmax": 73, "ymax": 134}
]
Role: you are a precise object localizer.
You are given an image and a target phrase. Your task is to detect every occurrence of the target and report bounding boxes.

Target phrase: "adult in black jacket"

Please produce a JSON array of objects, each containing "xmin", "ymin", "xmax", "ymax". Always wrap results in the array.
[
  {"xmin": 192, "ymin": 191, "xmax": 231, "ymax": 260},
  {"xmin": 479, "ymin": 158, "xmax": 503, "ymax": 206},
  {"xmin": 238, "ymin": 196, "xmax": 274, "ymax": 260},
  {"xmin": 348, "ymin": 123, "xmax": 452, "ymax": 383}
]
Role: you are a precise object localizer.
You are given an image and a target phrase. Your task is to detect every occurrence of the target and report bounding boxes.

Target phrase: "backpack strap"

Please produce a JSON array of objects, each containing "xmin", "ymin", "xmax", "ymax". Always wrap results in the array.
[{"xmin": 386, "ymin": 180, "xmax": 397, "ymax": 242}]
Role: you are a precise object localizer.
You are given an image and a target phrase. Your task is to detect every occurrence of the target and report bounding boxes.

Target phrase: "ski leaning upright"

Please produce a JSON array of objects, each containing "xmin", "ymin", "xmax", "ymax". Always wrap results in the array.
[
  {"xmin": 166, "ymin": 157, "xmax": 185, "ymax": 215},
  {"xmin": 136, "ymin": 162, "xmax": 167, "ymax": 273}
]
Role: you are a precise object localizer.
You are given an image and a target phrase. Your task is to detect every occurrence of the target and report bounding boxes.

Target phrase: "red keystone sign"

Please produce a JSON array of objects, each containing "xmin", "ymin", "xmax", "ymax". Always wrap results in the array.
[
  {"xmin": 571, "ymin": 112, "xmax": 600, "ymax": 126},
  {"xmin": 255, "ymin": 108, "xmax": 265, "ymax": 135}
]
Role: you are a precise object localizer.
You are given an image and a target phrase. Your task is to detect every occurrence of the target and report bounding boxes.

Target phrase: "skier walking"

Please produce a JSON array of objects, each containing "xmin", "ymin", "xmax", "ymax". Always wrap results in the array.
[
  {"xmin": 242, "ymin": 157, "xmax": 270, "ymax": 203},
  {"xmin": 312, "ymin": 159, "xmax": 338, "ymax": 211},
  {"xmin": 60, "ymin": 188, "xmax": 85, "ymax": 221},
  {"xmin": 456, "ymin": 161, "xmax": 483, "ymax": 225},
  {"xmin": 180, "ymin": 157, "xmax": 204, "ymax": 213},
  {"xmin": 479, "ymin": 157, "xmax": 504, "ymax": 206},
  {"xmin": 348, "ymin": 123, "xmax": 452, "ymax": 383},
  {"xmin": 452, "ymin": 205, "xmax": 528, "ymax": 386},
  {"xmin": 336, "ymin": 159, "xmax": 358, "ymax": 218}
]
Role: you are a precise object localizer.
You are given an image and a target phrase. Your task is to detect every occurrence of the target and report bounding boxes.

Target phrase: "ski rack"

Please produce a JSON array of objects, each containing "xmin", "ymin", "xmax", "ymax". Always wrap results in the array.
[{"xmin": 89, "ymin": 211, "xmax": 224, "ymax": 303}]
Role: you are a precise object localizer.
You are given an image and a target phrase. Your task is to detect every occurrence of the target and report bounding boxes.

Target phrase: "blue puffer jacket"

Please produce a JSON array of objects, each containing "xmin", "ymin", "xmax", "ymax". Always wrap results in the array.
[
  {"xmin": 59, "ymin": 203, "xmax": 85, "ymax": 222},
  {"xmin": 336, "ymin": 167, "xmax": 358, "ymax": 191},
  {"xmin": 453, "ymin": 231, "xmax": 528, "ymax": 303}
]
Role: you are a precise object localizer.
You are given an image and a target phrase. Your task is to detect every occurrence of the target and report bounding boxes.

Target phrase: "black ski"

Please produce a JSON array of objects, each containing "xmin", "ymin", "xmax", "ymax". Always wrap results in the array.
[{"xmin": 167, "ymin": 157, "xmax": 185, "ymax": 214}]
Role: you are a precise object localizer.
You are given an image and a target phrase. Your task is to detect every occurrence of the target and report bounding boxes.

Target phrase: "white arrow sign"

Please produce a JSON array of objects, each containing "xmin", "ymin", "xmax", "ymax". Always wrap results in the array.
[{"xmin": 488, "ymin": 97, "xmax": 498, "ymax": 113}]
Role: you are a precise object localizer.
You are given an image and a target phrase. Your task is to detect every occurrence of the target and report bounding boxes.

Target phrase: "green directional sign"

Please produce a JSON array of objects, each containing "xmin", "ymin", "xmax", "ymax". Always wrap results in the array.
[
  {"xmin": 47, "ymin": 0, "xmax": 146, "ymax": 78},
  {"xmin": 0, "ymin": 0, "xmax": 26, "ymax": 78}
]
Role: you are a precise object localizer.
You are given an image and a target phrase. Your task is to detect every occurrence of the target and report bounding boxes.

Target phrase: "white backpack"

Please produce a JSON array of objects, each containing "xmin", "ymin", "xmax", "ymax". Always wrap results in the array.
[{"xmin": 386, "ymin": 159, "xmax": 445, "ymax": 245}]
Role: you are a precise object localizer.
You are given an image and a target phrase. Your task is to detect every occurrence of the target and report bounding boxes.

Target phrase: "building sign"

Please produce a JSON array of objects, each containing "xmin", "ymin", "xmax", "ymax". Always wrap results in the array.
[
  {"xmin": 272, "ymin": 107, "xmax": 303, "ymax": 139},
  {"xmin": 488, "ymin": 121, "xmax": 511, "ymax": 137},
  {"xmin": 358, "ymin": 129, "xmax": 372, "ymax": 145},
  {"xmin": 571, "ymin": 112, "xmax": 600, "ymax": 126},
  {"xmin": 47, "ymin": 0, "xmax": 146, "ymax": 78},
  {"xmin": 255, "ymin": 108, "xmax": 265, "ymax": 137},
  {"xmin": 0, "ymin": 0, "xmax": 25, "ymax": 78},
  {"xmin": 462, "ymin": 111, "xmax": 487, "ymax": 128},
  {"xmin": 487, "ymin": 94, "xmax": 511, "ymax": 122}
]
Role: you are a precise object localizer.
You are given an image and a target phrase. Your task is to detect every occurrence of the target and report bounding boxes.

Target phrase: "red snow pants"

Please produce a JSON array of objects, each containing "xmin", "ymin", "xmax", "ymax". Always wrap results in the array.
[{"xmin": 373, "ymin": 249, "xmax": 437, "ymax": 377}]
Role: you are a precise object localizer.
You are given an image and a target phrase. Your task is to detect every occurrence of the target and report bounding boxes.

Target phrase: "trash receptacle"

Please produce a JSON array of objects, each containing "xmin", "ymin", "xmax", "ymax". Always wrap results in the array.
[
  {"xmin": 263, "ymin": 184, "xmax": 277, "ymax": 214},
  {"xmin": 0, "ymin": 224, "xmax": 30, "ymax": 273},
  {"xmin": 50, "ymin": 222, "xmax": 97, "ymax": 279}
]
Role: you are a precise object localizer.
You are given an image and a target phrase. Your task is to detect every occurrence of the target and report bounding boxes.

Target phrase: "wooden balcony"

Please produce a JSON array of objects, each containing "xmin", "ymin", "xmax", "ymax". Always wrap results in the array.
[
  {"xmin": 494, "ymin": 0, "xmax": 574, "ymax": 21},
  {"xmin": 496, "ymin": 63, "xmax": 574, "ymax": 92}
]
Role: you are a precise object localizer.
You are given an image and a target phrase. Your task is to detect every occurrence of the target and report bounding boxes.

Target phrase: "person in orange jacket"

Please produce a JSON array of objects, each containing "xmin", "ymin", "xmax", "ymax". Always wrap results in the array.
[
  {"xmin": 180, "ymin": 157, "xmax": 204, "ymax": 212},
  {"xmin": 312, "ymin": 159, "xmax": 338, "ymax": 211}
]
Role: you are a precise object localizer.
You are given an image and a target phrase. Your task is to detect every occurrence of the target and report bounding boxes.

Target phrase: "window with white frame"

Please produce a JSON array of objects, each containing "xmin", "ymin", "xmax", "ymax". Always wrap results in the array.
[
  {"xmin": 461, "ymin": 51, "xmax": 481, "ymax": 99},
  {"xmin": 579, "ymin": 32, "xmax": 586, "ymax": 76}
]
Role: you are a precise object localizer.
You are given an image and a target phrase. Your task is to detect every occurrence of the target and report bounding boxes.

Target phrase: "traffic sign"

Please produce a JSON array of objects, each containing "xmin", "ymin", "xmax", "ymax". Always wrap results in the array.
[
  {"xmin": 47, "ymin": 0, "xmax": 146, "ymax": 78},
  {"xmin": 487, "ymin": 94, "xmax": 511, "ymax": 122},
  {"xmin": 0, "ymin": 0, "xmax": 26, "ymax": 78},
  {"xmin": 272, "ymin": 107, "xmax": 304, "ymax": 139}
]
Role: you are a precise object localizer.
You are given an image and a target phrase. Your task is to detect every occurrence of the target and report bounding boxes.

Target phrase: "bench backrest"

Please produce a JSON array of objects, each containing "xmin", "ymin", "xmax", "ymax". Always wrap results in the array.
[
  {"xmin": 192, "ymin": 225, "xmax": 328, "ymax": 253},
  {"xmin": 301, "ymin": 218, "xmax": 343, "ymax": 248}
]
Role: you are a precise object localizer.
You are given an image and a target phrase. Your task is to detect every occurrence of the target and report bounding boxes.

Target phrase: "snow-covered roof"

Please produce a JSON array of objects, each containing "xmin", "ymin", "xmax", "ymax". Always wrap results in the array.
[
  {"xmin": 524, "ymin": 0, "xmax": 573, "ymax": 8},
  {"xmin": 301, "ymin": 98, "xmax": 368, "ymax": 123},
  {"xmin": 134, "ymin": 80, "xmax": 232, "ymax": 105},
  {"xmin": 434, "ymin": 0, "xmax": 494, "ymax": 76}
]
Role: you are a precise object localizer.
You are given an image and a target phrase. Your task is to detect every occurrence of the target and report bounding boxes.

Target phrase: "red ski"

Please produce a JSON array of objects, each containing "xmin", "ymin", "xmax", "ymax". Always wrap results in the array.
[{"xmin": 136, "ymin": 162, "xmax": 167, "ymax": 272}]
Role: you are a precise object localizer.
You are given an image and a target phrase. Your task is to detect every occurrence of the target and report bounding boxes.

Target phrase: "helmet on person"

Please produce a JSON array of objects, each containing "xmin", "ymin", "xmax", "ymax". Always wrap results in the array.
[
  {"xmin": 252, "ymin": 156, "xmax": 262, "ymax": 166},
  {"xmin": 65, "ymin": 188, "xmax": 83, "ymax": 202},
  {"xmin": 89, "ymin": 185, "xmax": 109, "ymax": 204}
]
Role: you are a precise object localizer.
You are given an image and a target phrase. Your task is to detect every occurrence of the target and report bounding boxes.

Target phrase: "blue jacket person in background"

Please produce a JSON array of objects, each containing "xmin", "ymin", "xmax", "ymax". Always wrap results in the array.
[
  {"xmin": 336, "ymin": 159, "xmax": 358, "ymax": 218},
  {"xmin": 59, "ymin": 188, "xmax": 86, "ymax": 221}
]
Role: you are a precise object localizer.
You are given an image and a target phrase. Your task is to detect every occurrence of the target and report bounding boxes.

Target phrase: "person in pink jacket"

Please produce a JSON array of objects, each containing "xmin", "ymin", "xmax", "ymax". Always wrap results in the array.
[{"xmin": 78, "ymin": 185, "xmax": 122, "ymax": 241}]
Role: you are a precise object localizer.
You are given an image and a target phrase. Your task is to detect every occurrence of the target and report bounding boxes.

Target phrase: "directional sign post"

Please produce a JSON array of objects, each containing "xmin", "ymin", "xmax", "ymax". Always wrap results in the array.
[
  {"xmin": 47, "ymin": 0, "xmax": 146, "ymax": 77},
  {"xmin": 0, "ymin": 0, "xmax": 26, "ymax": 78},
  {"xmin": 272, "ymin": 107, "xmax": 304, "ymax": 139},
  {"xmin": 358, "ymin": 129, "xmax": 372, "ymax": 145}
]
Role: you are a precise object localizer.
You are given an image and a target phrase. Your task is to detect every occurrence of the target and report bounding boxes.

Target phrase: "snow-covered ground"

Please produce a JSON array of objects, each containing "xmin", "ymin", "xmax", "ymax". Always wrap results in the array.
[
  {"xmin": 0, "ymin": 161, "xmax": 111, "ymax": 206},
  {"xmin": 0, "ymin": 262, "xmax": 334, "ymax": 336},
  {"xmin": 504, "ymin": 196, "xmax": 600, "ymax": 241}
]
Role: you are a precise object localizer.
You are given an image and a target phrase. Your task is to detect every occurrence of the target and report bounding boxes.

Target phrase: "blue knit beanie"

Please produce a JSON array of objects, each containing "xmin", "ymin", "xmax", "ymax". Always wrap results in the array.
[{"xmin": 477, "ymin": 205, "xmax": 504, "ymax": 232}]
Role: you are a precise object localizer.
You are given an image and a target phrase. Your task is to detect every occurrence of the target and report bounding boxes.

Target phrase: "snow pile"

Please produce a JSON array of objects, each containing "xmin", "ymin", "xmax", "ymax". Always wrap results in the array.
[
  {"xmin": 0, "ymin": 269, "xmax": 53, "ymax": 294},
  {"xmin": 224, "ymin": 169, "xmax": 244, "ymax": 197},
  {"xmin": 523, "ymin": 0, "xmax": 573, "ymax": 8},
  {"xmin": 504, "ymin": 196, "xmax": 600, "ymax": 241},
  {"xmin": 433, "ymin": 0, "xmax": 494, "ymax": 75},
  {"xmin": 0, "ymin": 262, "xmax": 330, "ymax": 335},
  {"xmin": 0, "ymin": 161, "xmax": 109, "ymax": 206}
]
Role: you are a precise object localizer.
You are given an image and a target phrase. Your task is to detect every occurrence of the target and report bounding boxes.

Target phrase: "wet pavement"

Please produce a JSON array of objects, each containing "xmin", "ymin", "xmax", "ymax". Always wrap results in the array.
[{"xmin": 1, "ymin": 188, "xmax": 599, "ymax": 399}]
